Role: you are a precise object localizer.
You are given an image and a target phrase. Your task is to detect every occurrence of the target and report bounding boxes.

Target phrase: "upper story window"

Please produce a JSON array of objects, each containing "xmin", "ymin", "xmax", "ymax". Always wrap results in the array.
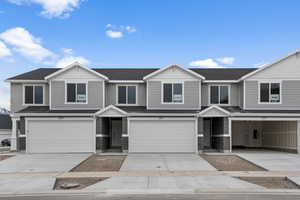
[
  {"xmin": 210, "ymin": 85, "xmax": 229, "ymax": 105},
  {"xmin": 259, "ymin": 82, "xmax": 281, "ymax": 103},
  {"xmin": 24, "ymin": 85, "xmax": 44, "ymax": 105},
  {"xmin": 162, "ymin": 83, "xmax": 183, "ymax": 104},
  {"xmin": 117, "ymin": 85, "xmax": 137, "ymax": 105},
  {"xmin": 66, "ymin": 82, "xmax": 87, "ymax": 104}
]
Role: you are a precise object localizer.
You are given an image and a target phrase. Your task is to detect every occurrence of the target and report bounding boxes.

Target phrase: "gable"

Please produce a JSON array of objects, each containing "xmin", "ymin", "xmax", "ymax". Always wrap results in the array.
[
  {"xmin": 149, "ymin": 65, "xmax": 199, "ymax": 81},
  {"xmin": 52, "ymin": 65, "xmax": 104, "ymax": 81},
  {"xmin": 96, "ymin": 105, "xmax": 127, "ymax": 117},
  {"xmin": 199, "ymin": 106, "xmax": 230, "ymax": 117},
  {"xmin": 246, "ymin": 52, "xmax": 300, "ymax": 80}
]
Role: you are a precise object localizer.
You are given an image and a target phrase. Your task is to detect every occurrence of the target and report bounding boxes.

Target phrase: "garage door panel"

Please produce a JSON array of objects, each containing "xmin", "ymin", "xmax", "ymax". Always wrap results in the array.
[
  {"xmin": 129, "ymin": 119, "xmax": 196, "ymax": 153},
  {"xmin": 27, "ymin": 119, "xmax": 95, "ymax": 153}
]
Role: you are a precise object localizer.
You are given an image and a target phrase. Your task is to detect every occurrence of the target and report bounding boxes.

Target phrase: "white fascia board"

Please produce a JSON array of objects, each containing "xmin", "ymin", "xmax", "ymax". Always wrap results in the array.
[
  {"xmin": 143, "ymin": 63, "xmax": 206, "ymax": 80},
  {"xmin": 109, "ymin": 80, "xmax": 144, "ymax": 83},
  {"xmin": 95, "ymin": 105, "xmax": 127, "ymax": 116},
  {"xmin": 231, "ymin": 112, "xmax": 300, "ymax": 117},
  {"xmin": 230, "ymin": 116, "xmax": 300, "ymax": 121},
  {"xmin": 203, "ymin": 80, "xmax": 239, "ymax": 83},
  {"xmin": 239, "ymin": 49, "xmax": 300, "ymax": 81},
  {"xmin": 198, "ymin": 105, "xmax": 231, "ymax": 116},
  {"xmin": 11, "ymin": 113, "xmax": 95, "ymax": 117},
  {"xmin": 45, "ymin": 62, "xmax": 109, "ymax": 80},
  {"xmin": 5, "ymin": 80, "xmax": 48, "ymax": 83},
  {"xmin": 127, "ymin": 113, "xmax": 198, "ymax": 117}
]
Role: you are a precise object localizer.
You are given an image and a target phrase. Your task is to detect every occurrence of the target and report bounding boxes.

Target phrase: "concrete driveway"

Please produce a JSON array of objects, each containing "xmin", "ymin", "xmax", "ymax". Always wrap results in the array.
[
  {"xmin": 120, "ymin": 154, "xmax": 216, "ymax": 171},
  {"xmin": 0, "ymin": 153, "xmax": 91, "ymax": 173},
  {"xmin": 235, "ymin": 150, "xmax": 300, "ymax": 171}
]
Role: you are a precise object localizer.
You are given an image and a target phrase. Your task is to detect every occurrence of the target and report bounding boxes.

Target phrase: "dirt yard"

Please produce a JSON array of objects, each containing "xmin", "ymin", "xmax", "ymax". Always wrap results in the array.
[
  {"xmin": 0, "ymin": 155, "xmax": 13, "ymax": 161},
  {"xmin": 71, "ymin": 155, "xmax": 126, "ymax": 172},
  {"xmin": 239, "ymin": 177, "xmax": 300, "ymax": 189},
  {"xmin": 54, "ymin": 177, "xmax": 107, "ymax": 190},
  {"xmin": 200, "ymin": 154, "xmax": 266, "ymax": 171}
]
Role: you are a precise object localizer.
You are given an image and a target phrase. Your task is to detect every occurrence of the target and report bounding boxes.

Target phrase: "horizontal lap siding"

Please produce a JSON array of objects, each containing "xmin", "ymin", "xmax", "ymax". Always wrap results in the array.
[
  {"xmin": 51, "ymin": 81, "xmax": 103, "ymax": 109},
  {"xmin": 148, "ymin": 81, "xmax": 200, "ymax": 109},
  {"xmin": 245, "ymin": 80, "xmax": 300, "ymax": 110}
]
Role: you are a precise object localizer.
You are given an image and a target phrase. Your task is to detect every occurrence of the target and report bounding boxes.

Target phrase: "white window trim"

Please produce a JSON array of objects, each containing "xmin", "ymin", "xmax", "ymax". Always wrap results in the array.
[
  {"xmin": 208, "ymin": 84, "xmax": 231, "ymax": 106},
  {"xmin": 64, "ymin": 81, "xmax": 88, "ymax": 104},
  {"xmin": 22, "ymin": 84, "xmax": 46, "ymax": 106},
  {"xmin": 258, "ymin": 81, "xmax": 282, "ymax": 104},
  {"xmin": 116, "ymin": 84, "xmax": 138, "ymax": 106},
  {"xmin": 161, "ymin": 81, "xmax": 185, "ymax": 104}
]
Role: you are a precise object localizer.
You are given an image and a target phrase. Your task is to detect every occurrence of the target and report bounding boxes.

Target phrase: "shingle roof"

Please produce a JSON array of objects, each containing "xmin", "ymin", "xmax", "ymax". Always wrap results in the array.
[
  {"xmin": 0, "ymin": 114, "xmax": 12, "ymax": 129},
  {"xmin": 7, "ymin": 67, "xmax": 257, "ymax": 81}
]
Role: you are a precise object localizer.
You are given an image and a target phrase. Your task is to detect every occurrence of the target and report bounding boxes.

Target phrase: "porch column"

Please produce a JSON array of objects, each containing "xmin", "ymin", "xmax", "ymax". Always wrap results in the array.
[
  {"xmin": 10, "ymin": 117, "xmax": 18, "ymax": 151},
  {"xmin": 197, "ymin": 117, "xmax": 204, "ymax": 152},
  {"xmin": 297, "ymin": 121, "xmax": 300, "ymax": 154},
  {"xmin": 121, "ymin": 117, "xmax": 128, "ymax": 153}
]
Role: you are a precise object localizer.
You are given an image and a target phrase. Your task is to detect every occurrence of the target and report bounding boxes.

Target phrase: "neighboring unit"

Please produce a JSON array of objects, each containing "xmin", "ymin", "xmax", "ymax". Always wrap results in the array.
[
  {"xmin": 0, "ymin": 114, "xmax": 12, "ymax": 145},
  {"xmin": 6, "ymin": 50, "xmax": 300, "ymax": 154}
]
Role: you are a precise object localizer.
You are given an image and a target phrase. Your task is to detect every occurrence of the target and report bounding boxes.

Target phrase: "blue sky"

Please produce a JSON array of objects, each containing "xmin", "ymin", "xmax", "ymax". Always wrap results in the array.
[{"xmin": 0, "ymin": 0, "xmax": 300, "ymax": 109}]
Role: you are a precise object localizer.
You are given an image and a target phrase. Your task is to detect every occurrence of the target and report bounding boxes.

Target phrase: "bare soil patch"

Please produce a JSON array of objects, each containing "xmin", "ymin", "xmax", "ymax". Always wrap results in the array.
[
  {"xmin": 200, "ymin": 154, "xmax": 266, "ymax": 171},
  {"xmin": 0, "ymin": 155, "xmax": 13, "ymax": 161},
  {"xmin": 239, "ymin": 177, "xmax": 300, "ymax": 189},
  {"xmin": 54, "ymin": 177, "xmax": 107, "ymax": 190},
  {"xmin": 71, "ymin": 155, "xmax": 126, "ymax": 172}
]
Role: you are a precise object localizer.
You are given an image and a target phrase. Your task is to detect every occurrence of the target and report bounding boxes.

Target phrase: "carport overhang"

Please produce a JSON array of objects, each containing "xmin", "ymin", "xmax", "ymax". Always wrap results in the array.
[{"xmin": 229, "ymin": 116, "xmax": 300, "ymax": 154}]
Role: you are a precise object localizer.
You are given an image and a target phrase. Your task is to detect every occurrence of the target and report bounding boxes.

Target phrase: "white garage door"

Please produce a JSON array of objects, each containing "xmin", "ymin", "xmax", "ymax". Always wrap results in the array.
[
  {"xmin": 129, "ymin": 118, "xmax": 197, "ymax": 153},
  {"xmin": 26, "ymin": 118, "xmax": 95, "ymax": 153}
]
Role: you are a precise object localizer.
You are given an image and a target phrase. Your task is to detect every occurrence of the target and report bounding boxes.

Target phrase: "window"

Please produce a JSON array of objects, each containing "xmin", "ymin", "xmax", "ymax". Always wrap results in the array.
[
  {"xmin": 210, "ymin": 85, "xmax": 229, "ymax": 105},
  {"xmin": 117, "ymin": 85, "xmax": 137, "ymax": 105},
  {"xmin": 259, "ymin": 82, "xmax": 280, "ymax": 103},
  {"xmin": 163, "ymin": 83, "xmax": 183, "ymax": 103},
  {"xmin": 66, "ymin": 83, "xmax": 87, "ymax": 103},
  {"xmin": 24, "ymin": 85, "xmax": 44, "ymax": 105}
]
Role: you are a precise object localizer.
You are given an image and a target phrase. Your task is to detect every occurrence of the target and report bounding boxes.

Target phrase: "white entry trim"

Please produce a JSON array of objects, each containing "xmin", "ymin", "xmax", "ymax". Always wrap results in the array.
[
  {"xmin": 198, "ymin": 105, "xmax": 231, "ymax": 117},
  {"xmin": 95, "ymin": 105, "xmax": 127, "ymax": 117}
]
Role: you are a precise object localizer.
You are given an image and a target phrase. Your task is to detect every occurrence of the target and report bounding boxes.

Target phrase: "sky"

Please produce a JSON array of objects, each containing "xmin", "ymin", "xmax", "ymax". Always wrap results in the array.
[{"xmin": 0, "ymin": 0, "xmax": 300, "ymax": 109}]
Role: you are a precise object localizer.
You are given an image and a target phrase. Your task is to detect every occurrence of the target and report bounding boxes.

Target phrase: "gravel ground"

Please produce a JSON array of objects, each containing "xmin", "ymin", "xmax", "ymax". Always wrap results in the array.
[
  {"xmin": 238, "ymin": 177, "xmax": 300, "ymax": 189},
  {"xmin": 200, "ymin": 154, "xmax": 266, "ymax": 171},
  {"xmin": 71, "ymin": 155, "xmax": 126, "ymax": 172},
  {"xmin": 54, "ymin": 177, "xmax": 107, "ymax": 190}
]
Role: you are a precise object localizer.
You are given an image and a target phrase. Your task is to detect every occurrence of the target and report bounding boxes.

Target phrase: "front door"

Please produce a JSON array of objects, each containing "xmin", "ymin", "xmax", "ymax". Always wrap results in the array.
[
  {"xmin": 203, "ymin": 119, "xmax": 212, "ymax": 149},
  {"xmin": 111, "ymin": 119, "xmax": 122, "ymax": 148}
]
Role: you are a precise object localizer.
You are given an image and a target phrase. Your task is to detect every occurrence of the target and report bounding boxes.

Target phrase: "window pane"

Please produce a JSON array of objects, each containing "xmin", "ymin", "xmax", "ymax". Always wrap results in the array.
[
  {"xmin": 270, "ymin": 83, "xmax": 280, "ymax": 103},
  {"xmin": 163, "ymin": 84, "xmax": 172, "ymax": 103},
  {"xmin": 173, "ymin": 83, "xmax": 183, "ymax": 103},
  {"xmin": 34, "ymin": 86, "xmax": 43, "ymax": 104},
  {"xmin": 127, "ymin": 86, "xmax": 136, "ymax": 104},
  {"xmin": 210, "ymin": 86, "xmax": 219, "ymax": 104},
  {"xmin": 260, "ymin": 83, "xmax": 269, "ymax": 102},
  {"xmin": 67, "ymin": 83, "xmax": 76, "ymax": 102},
  {"xmin": 220, "ymin": 86, "xmax": 229, "ymax": 104},
  {"xmin": 118, "ymin": 86, "xmax": 127, "ymax": 104},
  {"xmin": 77, "ymin": 83, "xmax": 86, "ymax": 103},
  {"xmin": 25, "ymin": 86, "xmax": 33, "ymax": 104}
]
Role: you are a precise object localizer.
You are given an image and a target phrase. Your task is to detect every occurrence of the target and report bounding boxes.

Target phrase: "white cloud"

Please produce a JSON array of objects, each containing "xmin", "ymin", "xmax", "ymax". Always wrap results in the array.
[
  {"xmin": 0, "ymin": 41, "xmax": 11, "ymax": 57},
  {"xmin": 105, "ymin": 30, "xmax": 123, "ymax": 39},
  {"xmin": 0, "ymin": 84, "xmax": 10, "ymax": 110},
  {"xmin": 6, "ymin": 0, "xmax": 84, "ymax": 18},
  {"xmin": 0, "ymin": 27, "xmax": 55, "ymax": 62},
  {"xmin": 217, "ymin": 57, "xmax": 235, "ymax": 65},
  {"xmin": 190, "ymin": 58, "xmax": 224, "ymax": 68},
  {"xmin": 125, "ymin": 26, "xmax": 136, "ymax": 33},
  {"xmin": 56, "ymin": 56, "xmax": 90, "ymax": 68},
  {"xmin": 61, "ymin": 48, "xmax": 73, "ymax": 55}
]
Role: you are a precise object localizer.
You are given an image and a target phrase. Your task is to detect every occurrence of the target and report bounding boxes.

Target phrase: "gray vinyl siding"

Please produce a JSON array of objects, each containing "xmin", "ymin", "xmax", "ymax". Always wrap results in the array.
[
  {"xmin": 201, "ymin": 83, "xmax": 239, "ymax": 107},
  {"xmin": 238, "ymin": 82, "xmax": 244, "ymax": 108},
  {"xmin": 105, "ymin": 83, "xmax": 146, "ymax": 106},
  {"xmin": 245, "ymin": 80, "xmax": 300, "ymax": 110},
  {"xmin": 51, "ymin": 81, "xmax": 103, "ymax": 109},
  {"xmin": 147, "ymin": 81, "xmax": 200, "ymax": 109},
  {"xmin": 10, "ymin": 83, "xmax": 49, "ymax": 113}
]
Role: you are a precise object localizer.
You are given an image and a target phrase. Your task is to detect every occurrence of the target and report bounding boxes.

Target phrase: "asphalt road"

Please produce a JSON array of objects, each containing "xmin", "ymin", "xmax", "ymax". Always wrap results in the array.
[{"xmin": 1, "ymin": 193, "xmax": 300, "ymax": 200}]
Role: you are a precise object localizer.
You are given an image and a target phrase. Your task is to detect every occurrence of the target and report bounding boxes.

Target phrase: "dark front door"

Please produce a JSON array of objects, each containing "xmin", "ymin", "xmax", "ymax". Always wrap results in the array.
[
  {"xmin": 111, "ymin": 119, "xmax": 122, "ymax": 148},
  {"xmin": 203, "ymin": 119, "xmax": 212, "ymax": 149}
]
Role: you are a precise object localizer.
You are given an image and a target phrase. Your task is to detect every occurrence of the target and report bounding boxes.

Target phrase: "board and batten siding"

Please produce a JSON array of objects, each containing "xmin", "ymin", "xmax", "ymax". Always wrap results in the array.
[
  {"xmin": 50, "ymin": 81, "xmax": 104, "ymax": 109},
  {"xmin": 201, "ymin": 83, "xmax": 239, "ymax": 107},
  {"xmin": 10, "ymin": 83, "xmax": 49, "ymax": 113},
  {"xmin": 147, "ymin": 80, "xmax": 201, "ymax": 109},
  {"xmin": 105, "ymin": 83, "xmax": 146, "ymax": 106},
  {"xmin": 245, "ymin": 80, "xmax": 300, "ymax": 110}
]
